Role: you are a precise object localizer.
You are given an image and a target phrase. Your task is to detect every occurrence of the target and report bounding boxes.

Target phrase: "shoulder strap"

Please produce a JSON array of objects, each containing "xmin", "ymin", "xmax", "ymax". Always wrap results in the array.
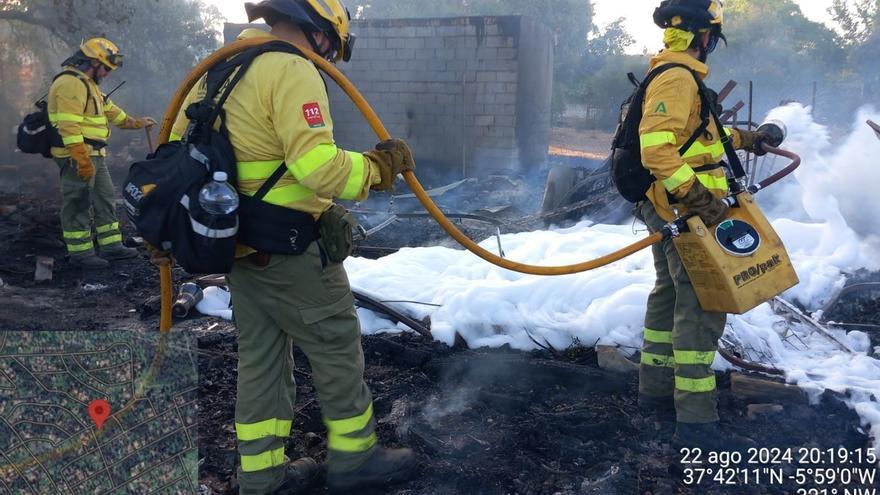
[
  {"xmin": 635, "ymin": 63, "xmax": 708, "ymax": 158},
  {"xmin": 690, "ymin": 73, "xmax": 747, "ymax": 179},
  {"xmin": 53, "ymin": 71, "xmax": 95, "ymax": 114},
  {"xmin": 199, "ymin": 41, "xmax": 306, "ymax": 193},
  {"xmin": 200, "ymin": 41, "xmax": 306, "ymax": 133}
]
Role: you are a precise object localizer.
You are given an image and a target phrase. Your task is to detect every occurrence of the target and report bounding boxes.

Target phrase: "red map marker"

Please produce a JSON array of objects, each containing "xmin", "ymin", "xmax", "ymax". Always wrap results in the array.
[{"xmin": 88, "ymin": 399, "xmax": 111, "ymax": 430}]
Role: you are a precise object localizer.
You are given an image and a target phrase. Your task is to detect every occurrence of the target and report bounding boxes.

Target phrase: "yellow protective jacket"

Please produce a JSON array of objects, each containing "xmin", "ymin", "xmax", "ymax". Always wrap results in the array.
[
  {"xmin": 639, "ymin": 50, "xmax": 748, "ymax": 221},
  {"xmin": 47, "ymin": 67, "xmax": 133, "ymax": 158},
  {"xmin": 171, "ymin": 29, "xmax": 382, "ymax": 256}
]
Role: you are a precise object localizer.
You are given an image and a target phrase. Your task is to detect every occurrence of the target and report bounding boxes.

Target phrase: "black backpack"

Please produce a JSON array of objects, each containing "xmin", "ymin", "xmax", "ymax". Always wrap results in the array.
[
  {"xmin": 17, "ymin": 71, "xmax": 96, "ymax": 158},
  {"xmin": 123, "ymin": 40, "xmax": 318, "ymax": 274},
  {"xmin": 610, "ymin": 63, "xmax": 745, "ymax": 203}
]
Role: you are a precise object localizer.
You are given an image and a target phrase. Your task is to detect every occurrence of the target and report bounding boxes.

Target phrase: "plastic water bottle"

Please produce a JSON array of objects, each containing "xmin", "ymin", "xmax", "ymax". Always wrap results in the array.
[{"xmin": 198, "ymin": 171, "xmax": 239, "ymax": 215}]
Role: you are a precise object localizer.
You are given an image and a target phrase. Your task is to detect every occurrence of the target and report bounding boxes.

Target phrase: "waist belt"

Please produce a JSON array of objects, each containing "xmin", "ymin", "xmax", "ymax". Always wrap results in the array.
[
  {"xmin": 86, "ymin": 138, "xmax": 107, "ymax": 150},
  {"xmin": 237, "ymin": 161, "xmax": 318, "ymax": 255}
]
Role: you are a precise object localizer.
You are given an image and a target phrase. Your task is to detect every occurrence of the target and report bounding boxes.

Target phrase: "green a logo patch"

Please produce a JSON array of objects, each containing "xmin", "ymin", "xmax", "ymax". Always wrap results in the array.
[{"xmin": 654, "ymin": 102, "xmax": 668, "ymax": 114}]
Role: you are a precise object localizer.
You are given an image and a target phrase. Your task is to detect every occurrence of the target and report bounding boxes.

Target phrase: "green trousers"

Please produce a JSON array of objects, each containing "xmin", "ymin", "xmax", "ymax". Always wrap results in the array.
[
  {"xmin": 54, "ymin": 157, "xmax": 124, "ymax": 256},
  {"xmin": 227, "ymin": 242, "xmax": 377, "ymax": 495},
  {"xmin": 637, "ymin": 201, "xmax": 727, "ymax": 424}
]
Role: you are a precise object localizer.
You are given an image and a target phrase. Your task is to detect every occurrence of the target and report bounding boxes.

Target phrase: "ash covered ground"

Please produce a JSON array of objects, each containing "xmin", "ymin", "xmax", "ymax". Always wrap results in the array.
[{"xmin": 1, "ymin": 167, "xmax": 878, "ymax": 494}]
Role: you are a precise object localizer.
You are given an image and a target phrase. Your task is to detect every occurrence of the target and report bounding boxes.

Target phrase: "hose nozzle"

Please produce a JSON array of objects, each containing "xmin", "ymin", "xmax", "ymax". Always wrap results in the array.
[
  {"xmin": 757, "ymin": 120, "xmax": 786, "ymax": 148},
  {"xmin": 172, "ymin": 282, "xmax": 203, "ymax": 318}
]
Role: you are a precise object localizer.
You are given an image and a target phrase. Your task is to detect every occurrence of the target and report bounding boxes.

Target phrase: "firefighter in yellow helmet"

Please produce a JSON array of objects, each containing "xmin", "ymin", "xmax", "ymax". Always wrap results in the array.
[
  {"xmin": 636, "ymin": 0, "xmax": 772, "ymax": 450},
  {"xmin": 166, "ymin": 1, "xmax": 416, "ymax": 492},
  {"xmin": 47, "ymin": 37, "xmax": 156, "ymax": 269}
]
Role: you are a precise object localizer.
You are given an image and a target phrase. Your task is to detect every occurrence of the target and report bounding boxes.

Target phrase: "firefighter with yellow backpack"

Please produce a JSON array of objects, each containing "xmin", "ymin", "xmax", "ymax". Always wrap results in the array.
[
  {"xmin": 633, "ymin": 0, "xmax": 780, "ymax": 449},
  {"xmin": 158, "ymin": 0, "xmax": 417, "ymax": 492},
  {"xmin": 48, "ymin": 38, "xmax": 156, "ymax": 269}
]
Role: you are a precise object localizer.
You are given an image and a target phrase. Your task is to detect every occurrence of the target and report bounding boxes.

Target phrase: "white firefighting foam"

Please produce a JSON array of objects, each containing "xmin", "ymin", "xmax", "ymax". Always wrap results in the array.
[
  {"xmin": 346, "ymin": 104, "xmax": 880, "ymax": 448},
  {"xmin": 198, "ymin": 104, "xmax": 880, "ymax": 447}
]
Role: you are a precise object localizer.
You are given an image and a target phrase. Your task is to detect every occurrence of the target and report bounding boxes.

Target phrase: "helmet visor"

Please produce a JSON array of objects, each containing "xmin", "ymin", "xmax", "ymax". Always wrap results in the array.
[
  {"xmin": 341, "ymin": 33, "xmax": 355, "ymax": 62},
  {"xmin": 106, "ymin": 52, "xmax": 123, "ymax": 69}
]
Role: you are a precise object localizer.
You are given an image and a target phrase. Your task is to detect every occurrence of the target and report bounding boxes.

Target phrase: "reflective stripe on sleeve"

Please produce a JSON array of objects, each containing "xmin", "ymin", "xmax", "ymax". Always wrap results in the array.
[
  {"xmin": 682, "ymin": 140, "xmax": 725, "ymax": 160},
  {"xmin": 238, "ymin": 160, "xmax": 285, "ymax": 181},
  {"xmin": 662, "ymin": 164, "xmax": 696, "ymax": 192},
  {"xmin": 289, "ymin": 144, "xmax": 338, "ymax": 179},
  {"xmin": 339, "ymin": 152, "xmax": 366, "ymax": 200},
  {"xmin": 640, "ymin": 131, "xmax": 677, "ymax": 149}
]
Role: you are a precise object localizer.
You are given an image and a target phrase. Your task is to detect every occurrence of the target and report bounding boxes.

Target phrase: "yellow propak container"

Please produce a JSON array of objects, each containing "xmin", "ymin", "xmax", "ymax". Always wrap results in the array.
[{"xmin": 673, "ymin": 192, "xmax": 800, "ymax": 314}]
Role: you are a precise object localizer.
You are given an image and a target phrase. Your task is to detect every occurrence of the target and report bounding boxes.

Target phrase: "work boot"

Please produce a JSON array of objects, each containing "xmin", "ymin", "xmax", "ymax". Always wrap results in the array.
[
  {"xmin": 327, "ymin": 447, "xmax": 416, "ymax": 491},
  {"xmin": 271, "ymin": 457, "xmax": 320, "ymax": 494},
  {"xmin": 70, "ymin": 253, "xmax": 110, "ymax": 270},
  {"xmin": 231, "ymin": 458, "xmax": 319, "ymax": 495},
  {"xmin": 100, "ymin": 244, "xmax": 139, "ymax": 260},
  {"xmin": 673, "ymin": 422, "xmax": 755, "ymax": 452}
]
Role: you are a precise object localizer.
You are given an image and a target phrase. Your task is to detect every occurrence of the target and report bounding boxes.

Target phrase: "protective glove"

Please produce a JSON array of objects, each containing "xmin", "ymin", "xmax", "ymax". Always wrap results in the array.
[
  {"xmin": 678, "ymin": 180, "xmax": 729, "ymax": 227},
  {"xmin": 363, "ymin": 138, "xmax": 416, "ymax": 192},
  {"xmin": 67, "ymin": 142, "xmax": 95, "ymax": 181},
  {"xmin": 146, "ymin": 242, "xmax": 174, "ymax": 267},
  {"xmin": 737, "ymin": 130, "xmax": 769, "ymax": 156},
  {"xmin": 123, "ymin": 116, "xmax": 157, "ymax": 129}
]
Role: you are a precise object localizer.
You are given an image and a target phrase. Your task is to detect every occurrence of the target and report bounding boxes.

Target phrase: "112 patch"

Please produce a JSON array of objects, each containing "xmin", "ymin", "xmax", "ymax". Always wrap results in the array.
[{"xmin": 302, "ymin": 102, "xmax": 325, "ymax": 128}]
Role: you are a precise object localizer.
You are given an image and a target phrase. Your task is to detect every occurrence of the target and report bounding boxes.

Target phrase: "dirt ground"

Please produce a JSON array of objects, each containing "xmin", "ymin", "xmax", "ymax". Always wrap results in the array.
[
  {"xmin": 1, "ymin": 189, "xmax": 878, "ymax": 495},
  {"xmin": 549, "ymin": 127, "xmax": 614, "ymax": 161}
]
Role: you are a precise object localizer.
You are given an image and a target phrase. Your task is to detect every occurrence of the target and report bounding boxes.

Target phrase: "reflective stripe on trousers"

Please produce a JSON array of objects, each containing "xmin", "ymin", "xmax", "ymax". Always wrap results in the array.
[
  {"xmin": 236, "ymin": 418, "xmax": 293, "ymax": 472},
  {"xmin": 324, "ymin": 402, "xmax": 377, "ymax": 453},
  {"xmin": 637, "ymin": 200, "xmax": 726, "ymax": 423}
]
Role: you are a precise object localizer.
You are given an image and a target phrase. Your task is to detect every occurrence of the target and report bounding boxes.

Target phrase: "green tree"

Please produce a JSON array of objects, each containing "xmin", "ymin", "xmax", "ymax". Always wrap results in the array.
[
  {"xmin": 708, "ymin": 0, "xmax": 847, "ymax": 119},
  {"xmin": 829, "ymin": 0, "xmax": 879, "ymax": 45},
  {"xmin": 830, "ymin": 0, "xmax": 880, "ymax": 107},
  {"xmin": 1, "ymin": 0, "xmax": 221, "ymax": 162}
]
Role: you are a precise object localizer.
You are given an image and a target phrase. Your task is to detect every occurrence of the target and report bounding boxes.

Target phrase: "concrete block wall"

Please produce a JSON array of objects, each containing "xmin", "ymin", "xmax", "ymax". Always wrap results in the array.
[{"xmin": 224, "ymin": 16, "xmax": 554, "ymax": 176}]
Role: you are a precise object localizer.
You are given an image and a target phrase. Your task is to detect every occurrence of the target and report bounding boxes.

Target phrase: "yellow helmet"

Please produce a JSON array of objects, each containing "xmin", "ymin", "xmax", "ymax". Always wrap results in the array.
[
  {"xmin": 245, "ymin": 0, "xmax": 356, "ymax": 62},
  {"xmin": 80, "ymin": 37, "xmax": 124, "ymax": 70}
]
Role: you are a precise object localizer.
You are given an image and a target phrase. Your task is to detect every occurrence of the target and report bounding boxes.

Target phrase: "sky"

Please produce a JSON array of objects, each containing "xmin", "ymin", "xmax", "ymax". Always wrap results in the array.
[{"xmin": 205, "ymin": 0, "xmax": 837, "ymax": 54}]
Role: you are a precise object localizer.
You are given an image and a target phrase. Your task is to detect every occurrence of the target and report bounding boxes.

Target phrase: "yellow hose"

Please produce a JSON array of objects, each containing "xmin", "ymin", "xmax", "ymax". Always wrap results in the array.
[{"xmin": 156, "ymin": 38, "xmax": 662, "ymax": 329}]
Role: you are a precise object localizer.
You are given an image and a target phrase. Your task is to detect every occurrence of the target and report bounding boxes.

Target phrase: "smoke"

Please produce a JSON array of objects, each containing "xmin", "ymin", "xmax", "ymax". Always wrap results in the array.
[
  {"xmin": 748, "ymin": 103, "xmax": 880, "ymax": 306},
  {"xmin": 760, "ymin": 103, "xmax": 880, "ymax": 260}
]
